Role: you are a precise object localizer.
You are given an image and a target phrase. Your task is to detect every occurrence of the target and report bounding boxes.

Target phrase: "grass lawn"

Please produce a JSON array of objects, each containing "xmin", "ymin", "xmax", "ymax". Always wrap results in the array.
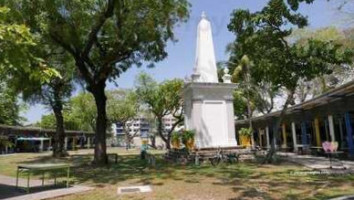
[{"xmin": 1, "ymin": 148, "xmax": 354, "ymax": 200}]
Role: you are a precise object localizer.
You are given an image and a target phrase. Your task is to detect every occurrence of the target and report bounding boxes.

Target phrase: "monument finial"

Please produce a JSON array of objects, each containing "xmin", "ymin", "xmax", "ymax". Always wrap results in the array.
[
  {"xmin": 222, "ymin": 67, "xmax": 231, "ymax": 83},
  {"xmin": 201, "ymin": 11, "xmax": 206, "ymax": 19}
]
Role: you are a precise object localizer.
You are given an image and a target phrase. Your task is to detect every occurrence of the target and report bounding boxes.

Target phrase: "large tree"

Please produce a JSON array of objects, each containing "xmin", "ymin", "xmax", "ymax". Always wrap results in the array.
[
  {"xmin": 3, "ymin": 0, "xmax": 190, "ymax": 164},
  {"xmin": 15, "ymin": 48, "xmax": 76, "ymax": 157},
  {"xmin": 135, "ymin": 73, "xmax": 184, "ymax": 149},
  {"xmin": 228, "ymin": 0, "xmax": 352, "ymax": 162}
]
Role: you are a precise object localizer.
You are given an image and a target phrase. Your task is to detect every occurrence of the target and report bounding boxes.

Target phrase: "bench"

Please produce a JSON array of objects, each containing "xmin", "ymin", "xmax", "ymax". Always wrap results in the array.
[{"xmin": 71, "ymin": 153, "xmax": 118, "ymax": 164}]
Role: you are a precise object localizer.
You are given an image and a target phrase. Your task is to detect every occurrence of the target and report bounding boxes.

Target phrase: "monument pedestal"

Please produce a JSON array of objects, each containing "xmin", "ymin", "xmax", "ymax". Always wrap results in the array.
[{"xmin": 183, "ymin": 82, "xmax": 238, "ymax": 148}]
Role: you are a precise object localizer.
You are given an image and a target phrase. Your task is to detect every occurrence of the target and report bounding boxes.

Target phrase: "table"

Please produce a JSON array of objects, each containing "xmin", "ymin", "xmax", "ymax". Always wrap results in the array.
[
  {"xmin": 16, "ymin": 163, "xmax": 70, "ymax": 193},
  {"xmin": 310, "ymin": 146, "xmax": 323, "ymax": 155},
  {"xmin": 296, "ymin": 145, "xmax": 310, "ymax": 155},
  {"xmin": 325, "ymin": 151, "xmax": 346, "ymax": 169}
]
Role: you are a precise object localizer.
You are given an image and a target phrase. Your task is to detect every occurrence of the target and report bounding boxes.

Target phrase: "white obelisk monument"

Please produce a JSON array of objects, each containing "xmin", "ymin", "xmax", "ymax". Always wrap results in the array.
[{"xmin": 183, "ymin": 12, "xmax": 238, "ymax": 148}]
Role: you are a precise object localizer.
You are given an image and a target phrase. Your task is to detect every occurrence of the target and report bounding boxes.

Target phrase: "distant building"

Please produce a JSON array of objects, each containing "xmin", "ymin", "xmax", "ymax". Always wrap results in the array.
[
  {"xmin": 112, "ymin": 114, "xmax": 181, "ymax": 148},
  {"xmin": 162, "ymin": 116, "xmax": 178, "ymax": 133},
  {"xmin": 113, "ymin": 117, "xmax": 150, "ymax": 147}
]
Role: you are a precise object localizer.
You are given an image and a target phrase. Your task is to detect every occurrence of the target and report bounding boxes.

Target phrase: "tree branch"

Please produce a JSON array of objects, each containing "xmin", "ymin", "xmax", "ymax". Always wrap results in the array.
[
  {"xmin": 81, "ymin": 0, "xmax": 116, "ymax": 57},
  {"xmin": 49, "ymin": 33, "xmax": 95, "ymax": 85},
  {"xmin": 49, "ymin": 33, "xmax": 76, "ymax": 56},
  {"xmin": 167, "ymin": 117, "xmax": 183, "ymax": 136}
]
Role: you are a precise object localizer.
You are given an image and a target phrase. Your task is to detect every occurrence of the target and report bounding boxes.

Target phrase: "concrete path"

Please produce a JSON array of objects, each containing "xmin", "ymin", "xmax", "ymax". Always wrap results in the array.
[
  {"xmin": 0, "ymin": 175, "xmax": 93, "ymax": 200},
  {"xmin": 329, "ymin": 195, "xmax": 354, "ymax": 200},
  {"xmin": 0, "ymin": 174, "xmax": 54, "ymax": 188},
  {"xmin": 279, "ymin": 152, "xmax": 354, "ymax": 170},
  {"xmin": 3, "ymin": 185, "xmax": 93, "ymax": 200}
]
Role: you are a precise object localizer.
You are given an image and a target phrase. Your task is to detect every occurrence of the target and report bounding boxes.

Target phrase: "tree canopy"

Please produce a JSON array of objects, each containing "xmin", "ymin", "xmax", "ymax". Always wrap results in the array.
[
  {"xmin": 135, "ymin": 72, "xmax": 184, "ymax": 149},
  {"xmin": 0, "ymin": 6, "xmax": 59, "ymax": 83},
  {"xmin": 228, "ymin": 0, "xmax": 351, "ymax": 92},
  {"xmin": 0, "ymin": 83, "xmax": 25, "ymax": 125},
  {"xmin": 2, "ymin": 0, "xmax": 190, "ymax": 164}
]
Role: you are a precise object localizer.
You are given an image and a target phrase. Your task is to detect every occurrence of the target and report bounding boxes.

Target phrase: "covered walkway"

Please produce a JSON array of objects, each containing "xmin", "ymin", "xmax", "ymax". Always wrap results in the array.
[
  {"xmin": 236, "ymin": 80, "xmax": 354, "ymax": 157},
  {"xmin": 0, "ymin": 125, "xmax": 95, "ymax": 153},
  {"xmin": 278, "ymin": 152, "xmax": 354, "ymax": 170}
]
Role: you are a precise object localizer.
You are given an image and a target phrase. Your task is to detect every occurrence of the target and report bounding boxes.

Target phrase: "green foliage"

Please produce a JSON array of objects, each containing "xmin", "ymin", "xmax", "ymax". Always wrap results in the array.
[
  {"xmin": 135, "ymin": 73, "xmax": 184, "ymax": 120},
  {"xmin": 2, "ymin": 0, "xmax": 190, "ymax": 163},
  {"xmin": 68, "ymin": 92, "xmax": 97, "ymax": 131},
  {"xmin": 233, "ymin": 90, "xmax": 249, "ymax": 119},
  {"xmin": 135, "ymin": 72, "xmax": 184, "ymax": 148},
  {"xmin": 253, "ymin": 82, "xmax": 278, "ymax": 114},
  {"xmin": 291, "ymin": 27, "xmax": 354, "ymax": 99},
  {"xmin": 15, "ymin": 48, "xmax": 76, "ymax": 132},
  {"xmin": 37, "ymin": 89, "xmax": 139, "ymax": 132},
  {"xmin": 2, "ymin": 0, "xmax": 190, "ymax": 87},
  {"xmin": 0, "ymin": 82, "xmax": 25, "ymax": 125},
  {"xmin": 291, "ymin": 27, "xmax": 346, "ymax": 44},
  {"xmin": 238, "ymin": 128, "xmax": 252, "ymax": 137},
  {"xmin": 171, "ymin": 132, "xmax": 181, "ymax": 142},
  {"xmin": 228, "ymin": 0, "xmax": 353, "ymax": 161},
  {"xmin": 181, "ymin": 130, "xmax": 195, "ymax": 143},
  {"xmin": 231, "ymin": 55, "xmax": 251, "ymax": 83},
  {"xmin": 38, "ymin": 112, "xmax": 82, "ymax": 131},
  {"xmin": 228, "ymin": 0, "xmax": 353, "ymax": 92},
  {"xmin": 0, "ymin": 136, "xmax": 14, "ymax": 149},
  {"xmin": 0, "ymin": 6, "xmax": 59, "ymax": 83},
  {"xmin": 107, "ymin": 90, "xmax": 138, "ymax": 125}
]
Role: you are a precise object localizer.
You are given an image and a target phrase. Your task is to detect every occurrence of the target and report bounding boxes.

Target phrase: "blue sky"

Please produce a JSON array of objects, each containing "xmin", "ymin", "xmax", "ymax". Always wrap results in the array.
[{"xmin": 23, "ymin": 0, "xmax": 345, "ymax": 124}]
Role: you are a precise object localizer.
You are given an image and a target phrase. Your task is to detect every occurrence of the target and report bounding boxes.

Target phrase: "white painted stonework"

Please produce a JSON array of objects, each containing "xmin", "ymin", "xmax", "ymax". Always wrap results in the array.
[
  {"xmin": 183, "ymin": 12, "xmax": 238, "ymax": 148},
  {"xmin": 192, "ymin": 12, "xmax": 218, "ymax": 83}
]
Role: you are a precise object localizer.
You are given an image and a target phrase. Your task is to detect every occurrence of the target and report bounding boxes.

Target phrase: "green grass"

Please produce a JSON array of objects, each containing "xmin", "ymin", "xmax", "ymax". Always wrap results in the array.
[{"xmin": 1, "ymin": 148, "xmax": 354, "ymax": 200}]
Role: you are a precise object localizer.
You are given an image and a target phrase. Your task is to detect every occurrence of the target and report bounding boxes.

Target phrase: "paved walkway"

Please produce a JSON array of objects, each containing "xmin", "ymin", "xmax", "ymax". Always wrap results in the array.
[
  {"xmin": 279, "ymin": 152, "xmax": 354, "ymax": 170},
  {"xmin": 0, "ymin": 175, "xmax": 93, "ymax": 200}
]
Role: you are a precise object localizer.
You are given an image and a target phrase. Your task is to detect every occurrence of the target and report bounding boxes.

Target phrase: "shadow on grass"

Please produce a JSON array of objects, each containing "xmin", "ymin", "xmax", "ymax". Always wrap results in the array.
[
  {"xmin": 12, "ymin": 153, "xmax": 354, "ymax": 199},
  {"xmin": 0, "ymin": 183, "xmax": 68, "ymax": 199}
]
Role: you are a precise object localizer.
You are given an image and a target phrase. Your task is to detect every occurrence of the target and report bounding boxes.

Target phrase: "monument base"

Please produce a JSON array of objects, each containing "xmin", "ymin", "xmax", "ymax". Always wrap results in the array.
[{"xmin": 183, "ymin": 82, "xmax": 238, "ymax": 149}]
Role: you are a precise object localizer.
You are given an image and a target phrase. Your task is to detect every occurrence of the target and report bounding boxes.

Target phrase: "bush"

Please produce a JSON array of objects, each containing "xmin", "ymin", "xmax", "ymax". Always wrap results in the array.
[
  {"xmin": 181, "ymin": 130, "xmax": 195, "ymax": 144},
  {"xmin": 171, "ymin": 132, "xmax": 181, "ymax": 149},
  {"xmin": 238, "ymin": 128, "xmax": 252, "ymax": 137},
  {"xmin": 182, "ymin": 130, "xmax": 195, "ymax": 150}
]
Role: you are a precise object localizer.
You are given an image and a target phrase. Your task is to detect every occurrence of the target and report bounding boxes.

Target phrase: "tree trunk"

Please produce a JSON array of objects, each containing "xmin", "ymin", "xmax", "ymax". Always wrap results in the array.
[
  {"xmin": 122, "ymin": 122, "xmax": 130, "ymax": 149},
  {"xmin": 246, "ymin": 85, "xmax": 255, "ymax": 148},
  {"xmin": 157, "ymin": 117, "xmax": 170, "ymax": 149},
  {"xmin": 89, "ymin": 82, "xmax": 108, "ymax": 165},
  {"xmin": 166, "ymin": 116, "xmax": 183, "ymax": 148},
  {"xmin": 150, "ymin": 135, "xmax": 157, "ymax": 149},
  {"xmin": 52, "ymin": 89, "xmax": 67, "ymax": 158},
  {"xmin": 247, "ymin": 96, "xmax": 255, "ymax": 147},
  {"xmin": 263, "ymin": 89, "xmax": 295, "ymax": 164}
]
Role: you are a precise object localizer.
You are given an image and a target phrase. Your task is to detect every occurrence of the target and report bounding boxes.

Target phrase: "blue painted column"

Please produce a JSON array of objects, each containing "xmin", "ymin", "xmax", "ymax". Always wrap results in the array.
[
  {"xmin": 301, "ymin": 122, "xmax": 308, "ymax": 145},
  {"xmin": 344, "ymin": 112, "xmax": 354, "ymax": 156}
]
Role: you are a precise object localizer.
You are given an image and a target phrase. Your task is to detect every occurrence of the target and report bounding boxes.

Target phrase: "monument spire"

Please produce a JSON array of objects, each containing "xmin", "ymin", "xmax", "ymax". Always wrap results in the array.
[
  {"xmin": 192, "ymin": 11, "xmax": 218, "ymax": 83},
  {"xmin": 183, "ymin": 11, "xmax": 238, "ymax": 148}
]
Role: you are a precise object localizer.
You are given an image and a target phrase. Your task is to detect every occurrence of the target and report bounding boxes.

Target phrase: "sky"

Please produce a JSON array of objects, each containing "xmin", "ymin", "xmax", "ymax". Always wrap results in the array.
[{"xmin": 22, "ymin": 0, "xmax": 346, "ymax": 124}]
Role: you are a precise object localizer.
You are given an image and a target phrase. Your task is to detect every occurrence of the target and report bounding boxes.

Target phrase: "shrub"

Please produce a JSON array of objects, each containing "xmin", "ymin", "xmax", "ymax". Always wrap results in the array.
[{"xmin": 238, "ymin": 128, "xmax": 252, "ymax": 137}]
